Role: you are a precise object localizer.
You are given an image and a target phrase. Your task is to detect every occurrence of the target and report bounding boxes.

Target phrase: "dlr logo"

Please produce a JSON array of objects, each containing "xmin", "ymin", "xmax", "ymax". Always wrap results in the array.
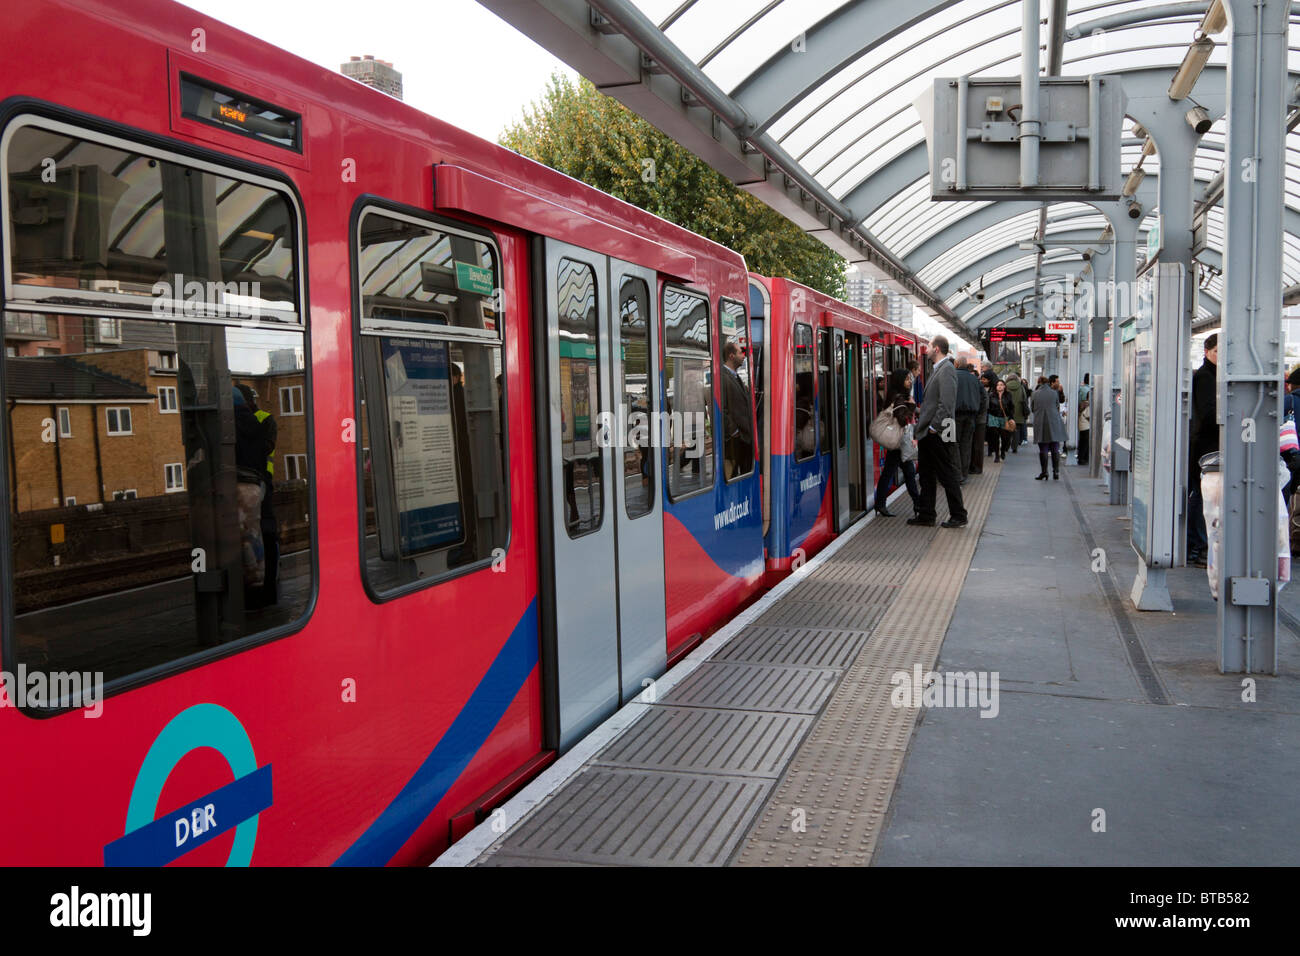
[{"xmin": 175, "ymin": 803, "xmax": 217, "ymax": 847}]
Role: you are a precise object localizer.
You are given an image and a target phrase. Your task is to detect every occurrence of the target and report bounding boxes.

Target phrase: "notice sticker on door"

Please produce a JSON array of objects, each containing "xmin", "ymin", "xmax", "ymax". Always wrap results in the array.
[{"xmin": 380, "ymin": 337, "xmax": 465, "ymax": 555}]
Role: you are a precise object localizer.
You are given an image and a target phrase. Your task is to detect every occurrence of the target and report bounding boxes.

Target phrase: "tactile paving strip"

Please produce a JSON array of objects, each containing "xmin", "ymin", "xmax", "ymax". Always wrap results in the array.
[
  {"xmin": 712, "ymin": 626, "xmax": 869, "ymax": 669},
  {"xmin": 478, "ymin": 768, "xmax": 769, "ymax": 866},
  {"xmin": 592, "ymin": 706, "xmax": 812, "ymax": 777},
  {"xmin": 661, "ymin": 662, "xmax": 839, "ymax": 714},
  {"xmin": 469, "ymin": 473, "xmax": 996, "ymax": 867},
  {"xmin": 733, "ymin": 469, "xmax": 1001, "ymax": 866}
]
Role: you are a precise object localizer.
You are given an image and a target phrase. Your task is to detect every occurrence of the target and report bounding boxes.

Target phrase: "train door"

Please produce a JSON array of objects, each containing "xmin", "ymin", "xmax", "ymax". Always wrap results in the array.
[
  {"xmin": 748, "ymin": 281, "xmax": 770, "ymax": 538},
  {"xmin": 537, "ymin": 239, "xmax": 667, "ymax": 751},
  {"xmin": 832, "ymin": 329, "xmax": 866, "ymax": 528}
]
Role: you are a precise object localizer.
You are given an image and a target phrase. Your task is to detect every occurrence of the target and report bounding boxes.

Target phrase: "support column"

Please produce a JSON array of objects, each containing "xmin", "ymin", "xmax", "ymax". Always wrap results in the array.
[
  {"xmin": 1088, "ymin": 271, "xmax": 1109, "ymax": 478},
  {"xmin": 1219, "ymin": 0, "xmax": 1288, "ymax": 673},
  {"xmin": 1108, "ymin": 213, "xmax": 1139, "ymax": 504},
  {"xmin": 1131, "ymin": 76, "xmax": 1220, "ymax": 568}
]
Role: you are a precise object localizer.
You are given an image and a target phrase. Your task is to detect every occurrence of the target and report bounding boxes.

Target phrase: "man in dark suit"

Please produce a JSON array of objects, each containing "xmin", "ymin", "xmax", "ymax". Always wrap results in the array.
[
  {"xmin": 721, "ymin": 341, "xmax": 754, "ymax": 478},
  {"xmin": 1187, "ymin": 334, "xmax": 1218, "ymax": 567},
  {"xmin": 910, "ymin": 335, "xmax": 968, "ymax": 528}
]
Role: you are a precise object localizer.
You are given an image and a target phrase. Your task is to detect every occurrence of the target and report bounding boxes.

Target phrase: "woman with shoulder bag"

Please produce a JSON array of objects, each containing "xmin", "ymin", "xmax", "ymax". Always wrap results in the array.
[
  {"xmin": 872, "ymin": 368, "xmax": 920, "ymax": 517},
  {"xmin": 987, "ymin": 379, "xmax": 1016, "ymax": 462}
]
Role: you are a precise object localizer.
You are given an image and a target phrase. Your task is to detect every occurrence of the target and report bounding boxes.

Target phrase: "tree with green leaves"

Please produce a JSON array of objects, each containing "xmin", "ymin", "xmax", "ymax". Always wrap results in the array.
[{"xmin": 501, "ymin": 73, "xmax": 846, "ymax": 298}]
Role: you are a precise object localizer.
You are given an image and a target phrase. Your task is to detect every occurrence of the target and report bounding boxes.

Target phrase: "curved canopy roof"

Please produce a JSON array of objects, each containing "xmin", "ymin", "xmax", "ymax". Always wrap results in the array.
[{"xmin": 481, "ymin": 0, "xmax": 1300, "ymax": 337}]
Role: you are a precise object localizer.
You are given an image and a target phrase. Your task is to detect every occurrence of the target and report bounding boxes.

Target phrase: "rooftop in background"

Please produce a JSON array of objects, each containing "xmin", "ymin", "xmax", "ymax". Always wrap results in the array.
[{"xmin": 341, "ymin": 54, "xmax": 404, "ymax": 100}]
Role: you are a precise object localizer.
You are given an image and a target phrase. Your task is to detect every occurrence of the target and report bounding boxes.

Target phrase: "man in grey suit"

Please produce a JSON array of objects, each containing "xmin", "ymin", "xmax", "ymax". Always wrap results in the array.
[{"xmin": 909, "ymin": 335, "xmax": 968, "ymax": 528}]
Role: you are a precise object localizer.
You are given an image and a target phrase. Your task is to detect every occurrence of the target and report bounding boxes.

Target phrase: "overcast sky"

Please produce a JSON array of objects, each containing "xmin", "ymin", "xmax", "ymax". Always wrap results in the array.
[
  {"xmin": 184, "ymin": 0, "xmax": 574, "ymax": 142},
  {"xmin": 182, "ymin": 1, "xmax": 953, "ymax": 342}
]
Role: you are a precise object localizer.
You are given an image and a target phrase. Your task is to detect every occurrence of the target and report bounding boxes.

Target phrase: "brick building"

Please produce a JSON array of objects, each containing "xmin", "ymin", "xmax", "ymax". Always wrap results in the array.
[{"xmin": 6, "ymin": 352, "xmax": 178, "ymax": 510}]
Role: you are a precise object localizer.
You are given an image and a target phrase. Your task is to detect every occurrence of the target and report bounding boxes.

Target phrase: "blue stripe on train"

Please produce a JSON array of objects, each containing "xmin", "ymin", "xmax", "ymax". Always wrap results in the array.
[{"xmin": 333, "ymin": 598, "xmax": 539, "ymax": 866}]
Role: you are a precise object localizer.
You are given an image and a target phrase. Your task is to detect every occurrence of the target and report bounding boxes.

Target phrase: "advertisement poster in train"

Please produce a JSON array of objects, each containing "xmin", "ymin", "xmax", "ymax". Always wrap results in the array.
[{"xmin": 380, "ymin": 337, "xmax": 464, "ymax": 555}]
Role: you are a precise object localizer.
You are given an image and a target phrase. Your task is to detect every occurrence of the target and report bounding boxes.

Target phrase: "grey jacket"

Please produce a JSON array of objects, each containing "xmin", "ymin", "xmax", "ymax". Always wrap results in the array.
[
  {"xmin": 915, "ymin": 356, "xmax": 956, "ymax": 437},
  {"xmin": 1031, "ymin": 384, "xmax": 1067, "ymax": 443}
]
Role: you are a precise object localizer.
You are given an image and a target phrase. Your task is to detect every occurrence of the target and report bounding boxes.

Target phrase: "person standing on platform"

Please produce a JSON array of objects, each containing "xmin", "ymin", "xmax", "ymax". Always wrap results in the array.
[
  {"xmin": 1077, "ymin": 399, "xmax": 1091, "ymax": 466},
  {"xmin": 1187, "ymin": 333, "xmax": 1219, "ymax": 568},
  {"xmin": 1032, "ymin": 375, "xmax": 1067, "ymax": 480},
  {"xmin": 988, "ymin": 378, "xmax": 1015, "ymax": 462},
  {"xmin": 873, "ymin": 368, "xmax": 920, "ymax": 517},
  {"xmin": 910, "ymin": 335, "xmax": 967, "ymax": 529},
  {"xmin": 980, "ymin": 369, "xmax": 999, "ymax": 458},
  {"xmin": 1005, "ymin": 372, "xmax": 1029, "ymax": 451},
  {"xmin": 970, "ymin": 366, "xmax": 989, "ymax": 475},
  {"xmin": 909, "ymin": 357, "xmax": 923, "ymax": 405},
  {"xmin": 954, "ymin": 355, "xmax": 981, "ymax": 481}
]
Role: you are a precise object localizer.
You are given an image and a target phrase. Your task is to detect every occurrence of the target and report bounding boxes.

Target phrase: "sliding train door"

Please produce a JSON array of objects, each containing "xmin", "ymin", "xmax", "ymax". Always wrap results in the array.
[
  {"xmin": 536, "ymin": 239, "xmax": 667, "ymax": 751},
  {"xmin": 830, "ymin": 328, "xmax": 866, "ymax": 530}
]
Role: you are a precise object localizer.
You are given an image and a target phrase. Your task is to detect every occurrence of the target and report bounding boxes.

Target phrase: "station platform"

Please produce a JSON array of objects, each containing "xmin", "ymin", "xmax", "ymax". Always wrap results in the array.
[{"xmin": 438, "ymin": 448, "xmax": 1300, "ymax": 867}]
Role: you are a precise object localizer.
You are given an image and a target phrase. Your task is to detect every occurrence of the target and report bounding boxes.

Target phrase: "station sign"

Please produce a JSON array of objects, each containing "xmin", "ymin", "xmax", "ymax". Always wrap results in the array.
[{"xmin": 1045, "ymin": 319, "xmax": 1077, "ymax": 336}]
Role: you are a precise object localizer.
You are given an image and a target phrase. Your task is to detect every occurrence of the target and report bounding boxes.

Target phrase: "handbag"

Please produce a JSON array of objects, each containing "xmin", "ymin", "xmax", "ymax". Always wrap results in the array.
[
  {"xmin": 869, "ymin": 404, "xmax": 902, "ymax": 451},
  {"xmin": 1002, "ymin": 417, "xmax": 1017, "ymax": 433}
]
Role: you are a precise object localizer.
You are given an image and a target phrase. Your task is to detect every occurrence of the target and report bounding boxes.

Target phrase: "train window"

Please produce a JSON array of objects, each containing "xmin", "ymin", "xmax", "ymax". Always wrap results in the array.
[
  {"xmin": 1, "ymin": 120, "xmax": 311, "ymax": 703},
  {"xmin": 719, "ymin": 298, "xmax": 753, "ymax": 482},
  {"xmin": 4, "ymin": 119, "xmax": 299, "ymax": 325},
  {"xmin": 557, "ymin": 257, "xmax": 602, "ymax": 537},
  {"xmin": 354, "ymin": 209, "xmax": 507, "ymax": 596},
  {"xmin": 620, "ymin": 277, "xmax": 653, "ymax": 520},
  {"xmin": 818, "ymin": 330, "xmax": 831, "ymax": 455},
  {"xmin": 793, "ymin": 322, "xmax": 814, "ymax": 462},
  {"xmin": 663, "ymin": 285, "xmax": 713, "ymax": 499}
]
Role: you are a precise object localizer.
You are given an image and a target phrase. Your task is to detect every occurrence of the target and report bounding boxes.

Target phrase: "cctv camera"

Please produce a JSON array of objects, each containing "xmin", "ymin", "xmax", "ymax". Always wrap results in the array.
[
  {"xmin": 1127, "ymin": 202, "xmax": 1143, "ymax": 220},
  {"xmin": 976, "ymin": 291, "xmax": 985, "ymax": 301}
]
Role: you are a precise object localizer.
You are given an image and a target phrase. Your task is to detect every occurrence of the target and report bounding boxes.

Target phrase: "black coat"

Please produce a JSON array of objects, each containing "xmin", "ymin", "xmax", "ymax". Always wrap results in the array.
[
  {"xmin": 955, "ymin": 367, "xmax": 982, "ymax": 416},
  {"xmin": 1190, "ymin": 359, "xmax": 1218, "ymax": 464},
  {"xmin": 722, "ymin": 365, "xmax": 752, "ymax": 443}
]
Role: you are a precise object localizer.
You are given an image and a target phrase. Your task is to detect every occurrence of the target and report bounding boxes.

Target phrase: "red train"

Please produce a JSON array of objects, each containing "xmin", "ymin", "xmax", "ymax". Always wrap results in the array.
[{"xmin": 0, "ymin": 0, "xmax": 923, "ymax": 865}]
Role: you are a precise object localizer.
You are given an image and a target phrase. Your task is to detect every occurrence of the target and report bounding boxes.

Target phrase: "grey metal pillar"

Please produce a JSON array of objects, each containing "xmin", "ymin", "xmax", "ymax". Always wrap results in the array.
[
  {"xmin": 1218, "ymin": 0, "xmax": 1288, "ymax": 674},
  {"xmin": 1132, "ymin": 72, "xmax": 1222, "ymax": 568},
  {"xmin": 1108, "ymin": 212, "xmax": 1140, "ymax": 504},
  {"xmin": 1088, "ymin": 270, "xmax": 1109, "ymax": 478}
]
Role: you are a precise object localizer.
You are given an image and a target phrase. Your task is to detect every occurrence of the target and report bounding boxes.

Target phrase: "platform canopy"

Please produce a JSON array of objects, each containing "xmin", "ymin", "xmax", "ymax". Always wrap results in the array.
[{"xmin": 480, "ymin": 0, "xmax": 1300, "ymax": 337}]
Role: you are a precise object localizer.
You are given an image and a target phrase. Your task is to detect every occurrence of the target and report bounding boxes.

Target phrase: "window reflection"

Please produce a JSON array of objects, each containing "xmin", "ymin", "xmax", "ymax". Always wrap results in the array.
[
  {"xmin": 664, "ymin": 287, "xmax": 713, "ymax": 498},
  {"xmin": 620, "ymin": 277, "xmax": 653, "ymax": 519},
  {"xmin": 6, "ymin": 314, "xmax": 312, "ymax": 685},
  {"xmin": 794, "ymin": 323, "xmax": 815, "ymax": 462}
]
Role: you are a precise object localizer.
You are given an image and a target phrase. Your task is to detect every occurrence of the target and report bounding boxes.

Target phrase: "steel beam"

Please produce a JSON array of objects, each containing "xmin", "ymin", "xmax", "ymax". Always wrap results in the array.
[{"xmin": 1217, "ymin": 0, "xmax": 1289, "ymax": 674}]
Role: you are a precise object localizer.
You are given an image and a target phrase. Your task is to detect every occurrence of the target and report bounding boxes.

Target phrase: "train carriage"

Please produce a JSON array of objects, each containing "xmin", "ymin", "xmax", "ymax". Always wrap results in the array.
[
  {"xmin": 749, "ymin": 275, "xmax": 925, "ymax": 582},
  {"xmin": 0, "ymin": 0, "xmax": 762, "ymax": 865}
]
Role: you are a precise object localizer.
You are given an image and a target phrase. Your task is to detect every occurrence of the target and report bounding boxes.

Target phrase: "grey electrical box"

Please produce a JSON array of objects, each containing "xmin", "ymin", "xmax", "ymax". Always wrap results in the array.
[
  {"xmin": 1230, "ymin": 577, "xmax": 1271, "ymax": 607},
  {"xmin": 916, "ymin": 75, "xmax": 1126, "ymax": 200}
]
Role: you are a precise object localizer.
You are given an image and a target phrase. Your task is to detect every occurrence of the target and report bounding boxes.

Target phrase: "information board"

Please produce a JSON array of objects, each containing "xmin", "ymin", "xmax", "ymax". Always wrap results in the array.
[
  {"xmin": 380, "ymin": 337, "xmax": 464, "ymax": 556},
  {"xmin": 1131, "ymin": 335, "xmax": 1153, "ymax": 558}
]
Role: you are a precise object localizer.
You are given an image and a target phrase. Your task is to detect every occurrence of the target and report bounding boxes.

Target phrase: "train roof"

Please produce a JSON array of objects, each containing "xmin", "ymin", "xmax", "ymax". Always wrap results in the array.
[
  {"xmin": 34, "ymin": 0, "xmax": 746, "ymax": 282},
  {"xmin": 749, "ymin": 273, "xmax": 924, "ymax": 345}
]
